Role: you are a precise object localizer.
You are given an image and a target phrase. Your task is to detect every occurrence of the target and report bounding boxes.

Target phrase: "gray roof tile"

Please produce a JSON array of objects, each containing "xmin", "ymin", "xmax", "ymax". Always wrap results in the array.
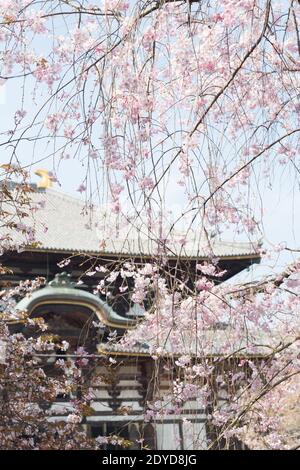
[{"xmin": 1, "ymin": 185, "xmax": 261, "ymax": 259}]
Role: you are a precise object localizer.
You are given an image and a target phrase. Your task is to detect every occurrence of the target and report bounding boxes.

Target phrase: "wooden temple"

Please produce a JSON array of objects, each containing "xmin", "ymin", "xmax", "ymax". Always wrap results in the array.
[{"xmin": 0, "ymin": 178, "xmax": 261, "ymax": 450}]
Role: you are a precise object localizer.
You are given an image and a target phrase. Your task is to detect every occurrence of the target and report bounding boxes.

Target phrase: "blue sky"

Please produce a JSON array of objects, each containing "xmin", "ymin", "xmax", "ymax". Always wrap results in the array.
[{"xmin": 1, "ymin": 8, "xmax": 300, "ymax": 284}]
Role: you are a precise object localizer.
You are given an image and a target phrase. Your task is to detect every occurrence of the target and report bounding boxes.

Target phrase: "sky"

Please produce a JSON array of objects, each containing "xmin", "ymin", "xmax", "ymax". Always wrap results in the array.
[{"xmin": 1, "ymin": 7, "xmax": 300, "ymax": 285}]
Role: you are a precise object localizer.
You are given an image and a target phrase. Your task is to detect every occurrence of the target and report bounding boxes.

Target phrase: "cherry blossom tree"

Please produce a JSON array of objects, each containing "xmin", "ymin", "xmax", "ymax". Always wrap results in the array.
[{"xmin": 0, "ymin": 0, "xmax": 300, "ymax": 450}]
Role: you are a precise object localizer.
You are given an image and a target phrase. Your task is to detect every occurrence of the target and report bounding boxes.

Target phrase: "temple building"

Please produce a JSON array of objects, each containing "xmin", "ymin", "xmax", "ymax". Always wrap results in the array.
[{"xmin": 0, "ymin": 174, "xmax": 262, "ymax": 450}]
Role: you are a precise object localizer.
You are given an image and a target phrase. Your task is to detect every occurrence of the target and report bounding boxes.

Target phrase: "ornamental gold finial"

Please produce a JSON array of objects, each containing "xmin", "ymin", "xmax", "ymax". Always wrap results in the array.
[{"xmin": 34, "ymin": 169, "xmax": 53, "ymax": 189}]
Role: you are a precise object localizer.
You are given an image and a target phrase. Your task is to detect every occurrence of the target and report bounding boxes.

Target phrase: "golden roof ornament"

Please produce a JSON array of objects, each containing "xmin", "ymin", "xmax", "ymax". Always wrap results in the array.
[{"xmin": 35, "ymin": 169, "xmax": 53, "ymax": 189}]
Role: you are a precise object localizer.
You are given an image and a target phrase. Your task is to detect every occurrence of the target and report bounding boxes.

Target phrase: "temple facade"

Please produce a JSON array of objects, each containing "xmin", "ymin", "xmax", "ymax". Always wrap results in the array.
[{"xmin": 0, "ymin": 180, "xmax": 261, "ymax": 450}]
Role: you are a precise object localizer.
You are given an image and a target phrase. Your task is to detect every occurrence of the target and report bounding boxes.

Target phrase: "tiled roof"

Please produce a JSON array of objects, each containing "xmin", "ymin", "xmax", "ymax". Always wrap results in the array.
[
  {"xmin": 1, "ymin": 184, "xmax": 261, "ymax": 259},
  {"xmin": 97, "ymin": 326, "xmax": 279, "ymax": 357},
  {"xmin": 98, "ymin": 318, "xmax": 298, "ymax": 357}
]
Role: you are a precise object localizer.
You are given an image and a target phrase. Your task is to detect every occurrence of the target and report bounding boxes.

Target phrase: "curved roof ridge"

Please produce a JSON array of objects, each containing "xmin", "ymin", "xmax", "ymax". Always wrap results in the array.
[{"xmin": 15, "ymin": 280, "xmax": 137, "ymax": 329}]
